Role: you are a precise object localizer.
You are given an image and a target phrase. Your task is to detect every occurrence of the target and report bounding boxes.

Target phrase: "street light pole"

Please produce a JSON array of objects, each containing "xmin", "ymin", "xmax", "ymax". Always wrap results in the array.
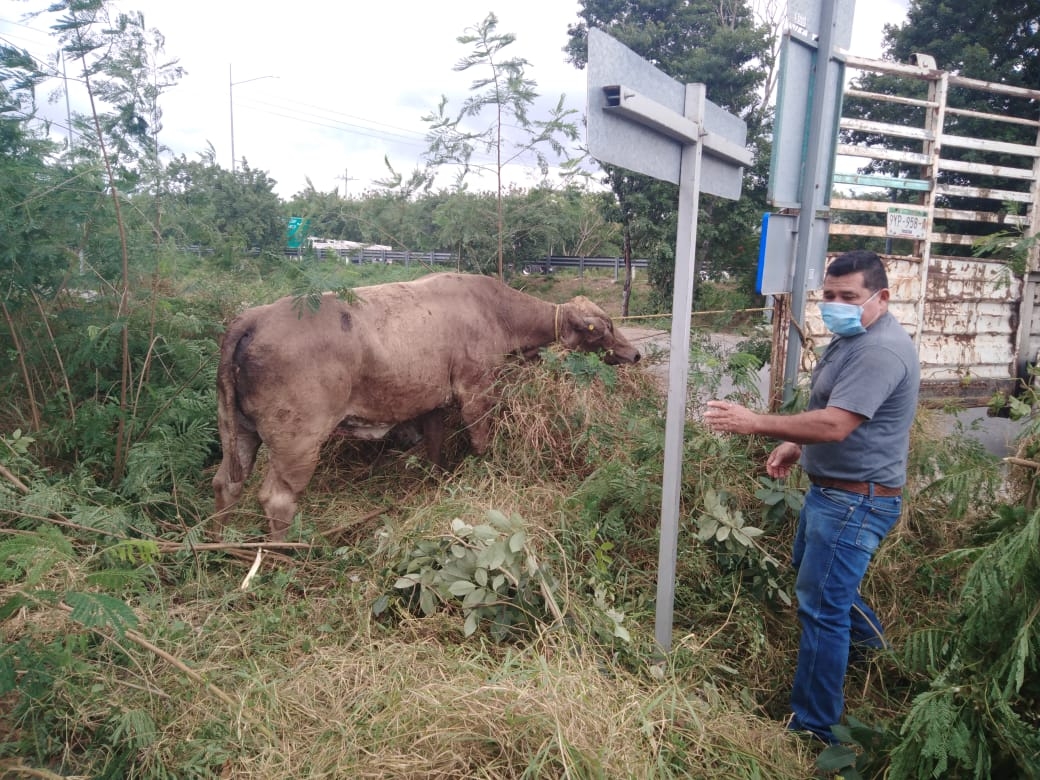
[
  {"xmin": 229, "ymin": 64, "xmax": 235, "ymax": 172},
  {"xmin": 229, "ymin": 65, "xmax": 277, "ymax": 173}
]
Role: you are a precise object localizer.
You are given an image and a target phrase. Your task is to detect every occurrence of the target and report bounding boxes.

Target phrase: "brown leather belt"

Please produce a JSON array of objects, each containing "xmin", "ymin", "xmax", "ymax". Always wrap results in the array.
[{"xmin": 809, "ymin": 475, "xmax": 902, "ymax": 497}]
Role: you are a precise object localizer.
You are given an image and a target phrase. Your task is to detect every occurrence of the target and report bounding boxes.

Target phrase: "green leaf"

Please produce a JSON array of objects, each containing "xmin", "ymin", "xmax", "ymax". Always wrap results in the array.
[
  {"xmin": 463, "ymin": 610, "xmax": 479, "ymax": 637},
  {"xmin": 0, "ymin": 593, "xmax": 30, "ymax": 621},
  {"xmin": 394, "ymin": 576, "xmax": 419, "ymax": 590},
  {"xmin": 755, "ymin": 487, "xmax": 786, "ymax": 505},
  {"xmin": 508, "ymin": 530, "xmax": 526, "ymax": 553},
  {"xmin": 0, "ymin": 529, "xmax": 75, "ymax": 585},
  {"xmin": 109, "ymin": 708, "xmax": 157, "ymax": 751},
  {"xmin": 85, "ymin": 568, "xmax": 150, "ymax": 592},
  {"xmin": 471, "ymin": 524, "xmax": 499, "ymax": 542},
  {"xmin": 483, "ymin": 541, "xmax": 507, "ymax": 571},
  {"xmin": 419, "ymin": 588, "xmax": 436, "ymax": 616},
  {"xmin": 696, "ymin": 518, "xmax": 719, "ymax": 542},
  {"xmin": 64, "ymin": 591, "xmax": 138, "ymax": 638},
  {"xmin": 104, "ymin": 539, "xmax": 161, "ymax": 565},
  {"xmin": 1007, "ymin": 394, "xmax": 1031, "ymax": 420},
  {"xmin": 448, "ymin": 580, "xmax": 477, "ymax": 596},
  {"xmin": 704, "ymin": 489, "xmax": 726, "ymax": 520},
  {"xmin": 462, "ymin": 586, "xmax": 488, "ymax": 608},
  {"xmin": 474, "ymin": 567, "xmax": 488, "ymax": 587},
  {"xmin": 0, "ymin": 654, "xmax": 14, "ymax": 695},
  {"xmin": 716, "ymin": 525, "xmax": 730, "ymax": 542},
  {"xmin": 486, "ymin": 509, "xmax": 511, "ymax": 531},
  {"xmin": 816, "ymin": 744, "xmax": 859, "ymax": 771}
]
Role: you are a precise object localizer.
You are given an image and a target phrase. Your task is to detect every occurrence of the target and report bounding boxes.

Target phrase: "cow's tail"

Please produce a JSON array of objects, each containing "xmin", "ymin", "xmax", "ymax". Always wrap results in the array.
[{"xmin": 216, "ymin": 317, "xmax": 248, "ymax": 484}]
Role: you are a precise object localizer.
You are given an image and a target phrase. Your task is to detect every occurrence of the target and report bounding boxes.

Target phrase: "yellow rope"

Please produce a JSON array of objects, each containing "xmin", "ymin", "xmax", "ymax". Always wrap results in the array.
[{"xmin": 616, "ymin": 306, "xmax": 775, "ymax": 322}]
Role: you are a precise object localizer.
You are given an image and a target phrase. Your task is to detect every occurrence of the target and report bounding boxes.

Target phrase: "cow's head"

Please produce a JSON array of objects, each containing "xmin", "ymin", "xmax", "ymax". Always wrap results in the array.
[{"xmin": 558, "ymin": 296, "xmax": 640, "ymax": 365}]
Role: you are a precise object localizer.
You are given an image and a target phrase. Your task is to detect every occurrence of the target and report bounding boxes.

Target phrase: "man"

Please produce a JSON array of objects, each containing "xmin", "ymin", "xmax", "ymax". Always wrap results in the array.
[{"xmin": 702, "ymin": 249, "xmax": 920, "ymax": 744}]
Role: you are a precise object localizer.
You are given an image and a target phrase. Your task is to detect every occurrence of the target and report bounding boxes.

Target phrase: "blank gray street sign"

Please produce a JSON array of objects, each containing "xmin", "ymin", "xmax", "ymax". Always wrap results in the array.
[
  {"xmin": 587, "ymin": 28, "xmax": 752, "ymax": 653},
  {"xmin": 588, "ymin": 29, "xmax": 747, "ymax": 199}
]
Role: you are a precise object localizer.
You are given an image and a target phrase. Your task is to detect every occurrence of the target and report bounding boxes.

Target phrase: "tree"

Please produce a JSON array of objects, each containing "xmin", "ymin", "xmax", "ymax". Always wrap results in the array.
[
  {"xmin": 566, "ymin": 0, "xmax": 773, "ymax": 308},
  {"xmin": 0, "ymin": 44, "xmax": 77, "ymax": 301},
  {"xmin": 0, "ymin": 44, "xmax": 84, "ymax": 432},
  {"xmin": 430, "ymin": 190, "xmax": 500, "ymax": 274},
  {"xmin": 285, "ymin": 180, "xmax": 364, "ymax": 242},
  {"xmin": 85, "ymin": 10, "xmax": 183, "ymax": 238},
  {"xmin": 163, "ymin": 150, "xmax": 284, "ymax": 256},
  {"xmin": 422, "ymin": 13, "xmax": 582, "ymax": 279},
  {"xmin": 882, "ymin": 0, "xmax": 1038, "ymax": 91},
  {"xmin": 843, "ymin": 0, "xmax": 1039, "ymax": 241}
]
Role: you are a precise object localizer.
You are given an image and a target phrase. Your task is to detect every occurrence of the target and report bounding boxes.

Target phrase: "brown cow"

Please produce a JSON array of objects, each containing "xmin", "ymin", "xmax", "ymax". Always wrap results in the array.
[{"xmin": 212, "ymin": 272, "xmax": 640, "ymax": 540}]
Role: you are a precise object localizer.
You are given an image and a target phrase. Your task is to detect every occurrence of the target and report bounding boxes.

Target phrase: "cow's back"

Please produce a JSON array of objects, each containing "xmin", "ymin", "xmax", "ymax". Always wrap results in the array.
[
  {"xmin": 230, "ymin": 273, "xmax": 532, "ymax": 436},
  {"xmin": 349, "ymin": 273, "xmax": 526, "ymax": 354}
]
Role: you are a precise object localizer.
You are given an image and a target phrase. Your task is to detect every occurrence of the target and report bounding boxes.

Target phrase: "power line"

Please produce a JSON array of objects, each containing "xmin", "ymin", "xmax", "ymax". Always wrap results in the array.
[
  {"xmin": 235, "ymin": 98, "xmax": 428, "ymax": 148},
  {"xmin": 234, "ymin": 98, "xmax": 562, "ymax": 176},
  {"xmin": 270, "ymin": 94, "xmax": 432, "ymax": 140}
]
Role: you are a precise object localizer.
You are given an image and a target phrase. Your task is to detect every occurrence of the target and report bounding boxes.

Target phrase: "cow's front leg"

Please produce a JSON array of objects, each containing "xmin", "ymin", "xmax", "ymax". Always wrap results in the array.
[{"xmin": 455, "ymin": 383, "xmax": 495, "ymax": 454}]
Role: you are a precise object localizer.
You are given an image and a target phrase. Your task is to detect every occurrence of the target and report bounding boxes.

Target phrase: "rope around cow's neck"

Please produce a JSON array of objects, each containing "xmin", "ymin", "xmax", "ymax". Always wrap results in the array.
[{"xmin": 554, "ymin": 304, "xmax": 561, "ymax": 342}]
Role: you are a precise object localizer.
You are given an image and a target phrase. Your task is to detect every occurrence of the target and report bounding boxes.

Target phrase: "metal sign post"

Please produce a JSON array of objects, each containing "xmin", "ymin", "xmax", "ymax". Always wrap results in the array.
[{"xmin": 588, "ymin": 29, "xmax": 753, "ymax": 652}]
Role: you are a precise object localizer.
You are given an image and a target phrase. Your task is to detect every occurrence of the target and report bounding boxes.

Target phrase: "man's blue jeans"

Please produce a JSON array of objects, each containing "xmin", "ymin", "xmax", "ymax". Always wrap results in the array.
[{"xmin": 788, "ymin": 484, "xmax": 901, "ymax": 743}]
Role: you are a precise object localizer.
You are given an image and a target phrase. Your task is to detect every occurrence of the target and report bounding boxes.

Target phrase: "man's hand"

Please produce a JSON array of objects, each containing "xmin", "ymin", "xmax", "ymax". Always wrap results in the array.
[
  {"xmin": 703, "ymin": 400, "xmax": 759, "ymax": 435},
  {"xmin": 766, "ymin": 441, "xmax": 802, "ymax": 479}
]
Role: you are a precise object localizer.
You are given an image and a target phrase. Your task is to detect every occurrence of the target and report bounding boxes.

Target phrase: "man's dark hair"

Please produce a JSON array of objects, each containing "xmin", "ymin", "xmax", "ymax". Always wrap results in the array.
[{"xmin": 826, "ymin": 250, "xmax": 889, "ymax": 292}]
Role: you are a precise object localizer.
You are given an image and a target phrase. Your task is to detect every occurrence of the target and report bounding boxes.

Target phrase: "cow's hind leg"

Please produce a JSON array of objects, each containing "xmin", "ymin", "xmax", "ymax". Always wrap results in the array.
[
  {"xmin": 212, "ymin": 425, "xmax": 261, "ymax": 535},
  {"xmin": 420, "ymin": 409, "xmax": 447, "ymax": 468},
  {"xmin": 258, "ymin": 436, "xmax": 324, "ymax": 541}
]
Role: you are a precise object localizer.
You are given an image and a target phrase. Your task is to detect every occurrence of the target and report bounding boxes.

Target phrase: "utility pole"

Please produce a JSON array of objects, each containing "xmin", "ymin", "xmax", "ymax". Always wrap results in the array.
[
  {"xmin": 339, "ymin": 168, "xmax": 358, "ymax": 197},
  {"xmin": 229, "ymin": 65, "xmax": 277, "ymax": 172}
]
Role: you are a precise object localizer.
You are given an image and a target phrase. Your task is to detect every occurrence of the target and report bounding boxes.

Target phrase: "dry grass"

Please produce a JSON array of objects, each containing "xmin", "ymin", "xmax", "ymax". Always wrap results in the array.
[
  {"xmin": 135, "ymin": 619, "xmax": 814, "ymax": 779},
  {"xmin": 490, "ymin": 348, "xmax": 662, "ymax": 478}
]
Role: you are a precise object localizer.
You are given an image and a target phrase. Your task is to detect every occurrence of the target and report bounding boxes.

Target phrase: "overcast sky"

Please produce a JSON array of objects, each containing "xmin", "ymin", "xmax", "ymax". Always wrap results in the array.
[{"xmin": 1, "ymin": 0, "xmax": 910, "ymax": 199}]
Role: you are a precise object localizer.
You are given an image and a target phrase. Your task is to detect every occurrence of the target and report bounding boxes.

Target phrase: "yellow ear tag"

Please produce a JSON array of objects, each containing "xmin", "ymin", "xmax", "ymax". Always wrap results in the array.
[{"xmin": 588, "ymin": 324, "xmax": 595, "ymax": 331}]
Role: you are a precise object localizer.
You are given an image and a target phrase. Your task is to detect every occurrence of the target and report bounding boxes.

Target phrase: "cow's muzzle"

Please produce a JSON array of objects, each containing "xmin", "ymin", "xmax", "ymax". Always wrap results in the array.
[{"xmin": 604, "ymin": 346, "xmax": 640, "ymax": 365}]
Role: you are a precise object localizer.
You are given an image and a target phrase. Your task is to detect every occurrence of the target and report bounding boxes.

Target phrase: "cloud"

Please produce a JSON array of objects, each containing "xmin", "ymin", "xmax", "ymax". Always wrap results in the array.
[{"xmin": 1, "ymin": 0, "xmax": 908, "ymax": 199}]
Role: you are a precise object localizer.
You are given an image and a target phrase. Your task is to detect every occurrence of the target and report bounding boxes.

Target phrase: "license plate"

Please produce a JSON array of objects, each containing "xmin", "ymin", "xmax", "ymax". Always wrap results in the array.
[{"xmin": 886, "ymin": 208, "xmax": 928, "ymax": 239}]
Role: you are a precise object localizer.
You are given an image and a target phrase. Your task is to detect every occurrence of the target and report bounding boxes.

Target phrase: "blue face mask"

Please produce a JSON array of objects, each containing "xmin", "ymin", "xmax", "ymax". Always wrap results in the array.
[{"xmin": 818, "ymin": 290, "xmax": 880, "ymax": 336}]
